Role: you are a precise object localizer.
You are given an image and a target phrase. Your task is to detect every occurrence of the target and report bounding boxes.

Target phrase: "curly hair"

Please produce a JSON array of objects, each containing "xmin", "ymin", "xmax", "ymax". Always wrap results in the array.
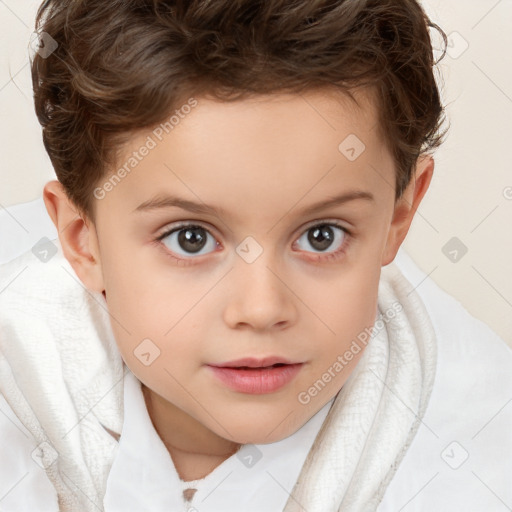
[{"xmin": 31, "ymin": 0, "xmax": 448, "ymax": 223}]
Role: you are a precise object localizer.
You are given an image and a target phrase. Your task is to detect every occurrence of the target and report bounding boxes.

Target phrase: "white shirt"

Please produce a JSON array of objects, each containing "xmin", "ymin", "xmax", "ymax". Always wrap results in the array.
[{"xmin": 102, "ymin": 369, "xmax": 335, "ymax": 512}]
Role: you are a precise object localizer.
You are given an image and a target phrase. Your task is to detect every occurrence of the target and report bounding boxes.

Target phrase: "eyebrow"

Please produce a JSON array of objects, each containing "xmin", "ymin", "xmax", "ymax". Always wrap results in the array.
[{"xmin": 132, "ymin": 190, "xmax": 374, "ymax": 217}]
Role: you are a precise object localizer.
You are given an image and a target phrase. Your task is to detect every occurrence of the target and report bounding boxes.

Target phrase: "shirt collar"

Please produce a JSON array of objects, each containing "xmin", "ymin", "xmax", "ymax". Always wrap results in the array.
[{"xmin": 104, "ymin": 368, "xmax": 334, "ymax": 511}]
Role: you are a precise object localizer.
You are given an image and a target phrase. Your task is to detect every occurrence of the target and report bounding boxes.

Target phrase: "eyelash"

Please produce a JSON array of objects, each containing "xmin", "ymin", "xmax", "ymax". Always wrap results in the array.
[{"xmin": 153, "ymin": 220, "xmax": 352, "ymax": 266}]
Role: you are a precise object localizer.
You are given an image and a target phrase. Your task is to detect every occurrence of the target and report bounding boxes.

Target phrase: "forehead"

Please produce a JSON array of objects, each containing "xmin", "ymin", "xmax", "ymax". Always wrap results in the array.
[
  {"xmin": 173, "ymin": 87, "xmax": 379, "ymax": 151},
  {"xmin": 99, "ymin": 87, "xmax": 394, "ymax": 221}
]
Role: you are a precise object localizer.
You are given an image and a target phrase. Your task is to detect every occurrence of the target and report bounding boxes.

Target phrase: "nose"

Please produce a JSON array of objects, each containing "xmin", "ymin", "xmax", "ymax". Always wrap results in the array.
[{"xmin": 222, "ymin": 252, "xmax": 298, "ymax": 331}]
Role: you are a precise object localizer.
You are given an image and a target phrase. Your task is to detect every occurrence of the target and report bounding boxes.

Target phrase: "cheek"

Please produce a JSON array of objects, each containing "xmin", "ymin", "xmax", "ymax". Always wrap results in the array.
[
  {"xmin": 310, "ymin": 266, "xmax": 379, "ymax": 337},
  {"xmin": 102, "ymin": 263, "xmax": 205, "ymax": 369},
  {"xmin": 100, "ymin": 259, "xmax": 163, "ymax": 345}
]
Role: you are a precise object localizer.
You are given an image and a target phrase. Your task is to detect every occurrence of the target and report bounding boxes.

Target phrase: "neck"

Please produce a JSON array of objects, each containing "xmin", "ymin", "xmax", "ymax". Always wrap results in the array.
[{"xmin": 141, "ymin": 383, "xmax": 241, "ymax": 458}]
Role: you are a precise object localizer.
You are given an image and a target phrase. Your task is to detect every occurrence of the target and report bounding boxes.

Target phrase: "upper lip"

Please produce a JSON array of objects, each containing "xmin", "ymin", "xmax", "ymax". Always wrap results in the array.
[{"xmin": 209, "ymin": 356, "xmax": 302, "ymax": 368}]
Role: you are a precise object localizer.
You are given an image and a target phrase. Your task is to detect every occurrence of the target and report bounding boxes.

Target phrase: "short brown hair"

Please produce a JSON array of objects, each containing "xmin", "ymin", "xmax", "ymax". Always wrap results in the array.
[{"xmin": 31, "ymin": 0, "xmax": 448, "ymax": 223}]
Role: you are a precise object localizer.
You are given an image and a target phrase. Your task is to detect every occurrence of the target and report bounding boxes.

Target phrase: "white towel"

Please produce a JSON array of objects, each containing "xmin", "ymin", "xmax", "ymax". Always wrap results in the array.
[
  {"xmin": 0, "ymin": 238, "xmax": 436, "ymax": 512},
  {"xmin": 283, "ymin": 262, "xmax": 436, "ymax": 511},
  {"xmin": 0, "ymin": 239, "xmax": 125, "ymax": 511}
]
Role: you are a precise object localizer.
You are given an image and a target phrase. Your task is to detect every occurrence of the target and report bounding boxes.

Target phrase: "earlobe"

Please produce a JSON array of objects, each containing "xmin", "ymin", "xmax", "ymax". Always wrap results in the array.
[
  {"xmin": 381, "ymin": 156, "xmax": 435, "ymax": 266},
  {"xmin": 42, "ymin": 180, "xmax": 105, "ymax": 293}
]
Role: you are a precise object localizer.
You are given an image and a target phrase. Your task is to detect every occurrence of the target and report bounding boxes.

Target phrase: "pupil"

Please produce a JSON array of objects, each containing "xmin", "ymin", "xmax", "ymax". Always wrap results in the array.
[
  {"xmin": 308, "ymin": 225, "xmax": 334, "ymax": 251},
  {"xmin": 178, "ymin": 227, "xmax": 206, "ymax": 253}
]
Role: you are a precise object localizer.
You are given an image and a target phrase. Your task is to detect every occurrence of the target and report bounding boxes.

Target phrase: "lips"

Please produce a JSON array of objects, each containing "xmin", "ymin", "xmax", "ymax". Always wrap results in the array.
[
  {"xmin": 210, "ymin": 356, "xmax": 300, "ymax": 369},
  {"xmin": 207, "ymin": 362, "xmax": 304, "ymax": 394}
]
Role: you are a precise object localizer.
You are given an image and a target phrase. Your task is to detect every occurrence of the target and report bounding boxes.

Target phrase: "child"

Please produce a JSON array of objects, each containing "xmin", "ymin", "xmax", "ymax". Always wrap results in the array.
[{"xmin": 1, "ymin": 0, "xmax": 511, "ymax": 511}]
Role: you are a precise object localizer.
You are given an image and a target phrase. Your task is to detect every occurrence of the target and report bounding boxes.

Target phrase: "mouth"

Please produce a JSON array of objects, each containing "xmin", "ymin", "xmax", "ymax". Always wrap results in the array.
[
  {"xmin": 210, "ymin": 356, "xmax": 302, "ymax": 369},
  {"xmin": 207, "ymin": 361, "xmax": 304, "ymax": 394},
  {"xmin": 231, "ymin": 363, "xmax": 288, "ymax": 370}
]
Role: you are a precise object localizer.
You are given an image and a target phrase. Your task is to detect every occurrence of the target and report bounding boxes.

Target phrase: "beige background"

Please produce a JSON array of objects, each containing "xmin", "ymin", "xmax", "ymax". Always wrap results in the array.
[{"xmin": 1, "ymin": 0, "xmax": 511, "ymax": 347}]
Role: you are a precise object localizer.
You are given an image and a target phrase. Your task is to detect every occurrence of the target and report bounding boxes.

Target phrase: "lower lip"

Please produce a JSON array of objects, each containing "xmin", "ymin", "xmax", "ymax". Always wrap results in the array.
[{"xmin": 207, "ymin": 364, "xmax": 304, "ymax": 394}]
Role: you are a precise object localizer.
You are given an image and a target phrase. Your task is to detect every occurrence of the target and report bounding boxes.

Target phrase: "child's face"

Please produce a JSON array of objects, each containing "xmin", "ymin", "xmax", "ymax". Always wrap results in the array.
[{"xmin": 82, "ymin": 89, "xmax": 421, "ymax": 446}]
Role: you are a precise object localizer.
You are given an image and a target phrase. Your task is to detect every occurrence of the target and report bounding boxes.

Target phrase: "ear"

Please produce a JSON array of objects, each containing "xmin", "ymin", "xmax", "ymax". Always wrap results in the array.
[
  {"xmin": 43, "ymin": 180, "xmax": 105, "ymax": 294},
  {"xmin": 381, "ymin": 155, "xmax": 435, "ymax": 266}
]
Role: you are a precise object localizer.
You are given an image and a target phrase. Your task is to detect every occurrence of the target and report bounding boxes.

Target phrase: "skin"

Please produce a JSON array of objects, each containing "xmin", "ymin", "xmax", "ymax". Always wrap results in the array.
[{"xmin": 43, "ymin": 87, "xmax": 433, "ymax": 481}]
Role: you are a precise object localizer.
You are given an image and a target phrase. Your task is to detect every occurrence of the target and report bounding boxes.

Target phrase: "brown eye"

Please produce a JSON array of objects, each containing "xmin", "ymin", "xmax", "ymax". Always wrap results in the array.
[
  {"xmin": 159, "ymin": 224, "xmax": 218, "ymax": 257},
  {"xmin": 177, "ymin": 226, "xmax": 207, "ymax": 253},
  {"xmin": 292, "ymin": 222, "xmax": 351, "ymax": 263},
  {"xmin": 307, "ymin": 225, "xmax": 336, "ymax": 251}
]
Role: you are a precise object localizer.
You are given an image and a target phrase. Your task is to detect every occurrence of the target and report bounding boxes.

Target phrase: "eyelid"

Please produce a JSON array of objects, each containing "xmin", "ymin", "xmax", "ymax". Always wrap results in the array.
[
  {"xmin": 296, "ymin": 217, "xmax": 353, "ymax": 237},
  {"xmin": 155, "ymin": 220, "xmax": 220, "ymax": 242},
  {"xmin": 155, "ymin": 216, "xmax": 353, "ymax": 241}
]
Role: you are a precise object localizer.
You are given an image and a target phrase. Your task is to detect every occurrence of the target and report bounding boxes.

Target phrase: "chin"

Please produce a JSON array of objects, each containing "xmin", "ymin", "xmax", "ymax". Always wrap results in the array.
[{"xmin": 224, "ymin": 421, "xmax": 299, "ymax": 446}]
